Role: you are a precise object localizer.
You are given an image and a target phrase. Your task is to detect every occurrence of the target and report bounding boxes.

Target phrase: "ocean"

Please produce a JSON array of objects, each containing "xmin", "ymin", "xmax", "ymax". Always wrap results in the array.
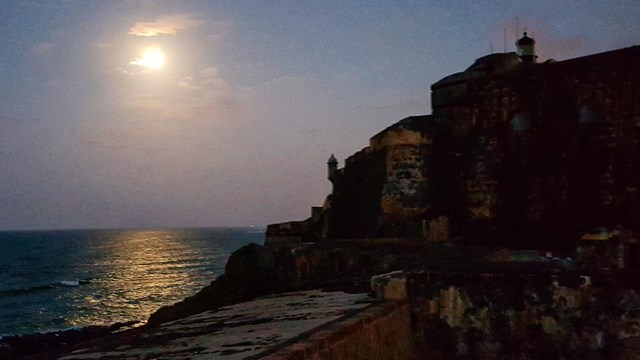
[{"xmin": 0, "ymin": 227, "xmax": 264, "ymax": 336}]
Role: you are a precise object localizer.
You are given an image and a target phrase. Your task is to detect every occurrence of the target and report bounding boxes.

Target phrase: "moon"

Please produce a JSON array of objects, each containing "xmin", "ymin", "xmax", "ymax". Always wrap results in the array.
[{"xmin": 129, "ymin": 47, "xmax": 166, "ymax": 69}]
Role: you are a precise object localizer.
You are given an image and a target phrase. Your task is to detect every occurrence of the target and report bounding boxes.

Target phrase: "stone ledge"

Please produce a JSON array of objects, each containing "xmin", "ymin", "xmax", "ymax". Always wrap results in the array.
[{"xmin": 262, "ymin": 301, "xmax": 413, "ymax": 360}]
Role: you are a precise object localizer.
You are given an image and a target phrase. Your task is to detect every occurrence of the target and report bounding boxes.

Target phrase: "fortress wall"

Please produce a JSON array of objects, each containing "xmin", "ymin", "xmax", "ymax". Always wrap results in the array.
[
  {"xmin": 331, "ymin": 148, "xmax": 387, "ymax": 238},
  {"xmin": 257, "ymin": 260, "xmax": 640, "ymax": 360},
  {"xmin": 407, "ymin": 269, "xmax": 640, "ymax": 359},
  {"xmin": 432, "ymin": 47, "xmax": 640, "ymax": 249},
  {"xmin": 266, "ymin": 47, "xmax": 640, "ymax": 247},
  {"xmin": 332, "ymin": 115, "xmax": 435, "ymax": 238},
  {"xmin": 263, "ymin": 301, "xmax": 416, "ymax": 360},
  {"xmin": 376, "ymin": 126, "xmax": 433, "ymax": 237}
]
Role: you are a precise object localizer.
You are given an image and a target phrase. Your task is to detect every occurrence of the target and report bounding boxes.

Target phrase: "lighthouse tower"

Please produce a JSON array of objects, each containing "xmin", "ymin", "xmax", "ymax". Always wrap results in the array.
[
  {"xmin": 516, "ymin": 32, "xmax": 536, "ymax": 63},
  {"xmin": 327, "ymin": 154, "xmax": 338, "ymax": 181}
]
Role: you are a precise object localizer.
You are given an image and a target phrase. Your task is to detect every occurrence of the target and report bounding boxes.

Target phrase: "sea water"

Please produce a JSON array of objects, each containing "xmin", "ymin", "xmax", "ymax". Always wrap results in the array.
[{"xmin": 0, "ymin": 228, "xmax": 264, "ymax": 336}]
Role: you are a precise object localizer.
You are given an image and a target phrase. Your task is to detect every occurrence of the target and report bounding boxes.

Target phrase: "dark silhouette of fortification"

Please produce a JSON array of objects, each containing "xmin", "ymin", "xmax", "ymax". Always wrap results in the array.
[{"xmin": 268, "ymin": 34, "xmax": 640, "ymax": 251}]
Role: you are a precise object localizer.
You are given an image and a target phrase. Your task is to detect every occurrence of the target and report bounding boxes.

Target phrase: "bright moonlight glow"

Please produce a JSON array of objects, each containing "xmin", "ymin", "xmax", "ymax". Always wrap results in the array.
[{"xmin": 129, "ymin": 47, "xmax": 166, "ymax": 69}]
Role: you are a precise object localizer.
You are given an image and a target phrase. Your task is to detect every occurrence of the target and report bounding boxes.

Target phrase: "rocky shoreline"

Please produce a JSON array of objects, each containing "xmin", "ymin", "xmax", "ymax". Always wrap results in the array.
[{"xmin": 0, "ymin": 321, "xmax": 139, "ymax": 359}]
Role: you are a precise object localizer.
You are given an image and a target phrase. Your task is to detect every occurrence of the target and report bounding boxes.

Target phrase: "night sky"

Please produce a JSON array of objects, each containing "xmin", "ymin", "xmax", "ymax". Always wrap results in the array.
[{"xmin": 1, "ymin": 1, "xmax": 638, "ymax": 230}]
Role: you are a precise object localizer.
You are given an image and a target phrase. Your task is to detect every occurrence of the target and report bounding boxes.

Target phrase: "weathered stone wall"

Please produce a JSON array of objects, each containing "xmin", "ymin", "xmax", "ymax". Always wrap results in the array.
[
  {"xmin": 371, "ymin": 116, "xmax": 434, "ymax": 237},
  {"xmin": 432, "ymin": 46, "xmax": 640, "ymax": 249},
  {"xmin": 262, "ymin": 302, "xmax": 416, "ymax": 360},
  {"xmin": 266, "ymin": 219, "xmax": 315, "ymax": 246},
  {"xmin": 407, "ymin": 270, "xmax": 640, "ymax": 359}
]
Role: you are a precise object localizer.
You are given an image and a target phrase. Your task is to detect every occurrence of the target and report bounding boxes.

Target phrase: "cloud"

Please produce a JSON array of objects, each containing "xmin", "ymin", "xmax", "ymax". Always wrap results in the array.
[
  {"xmin": 206, "ymin": 33, "xmax": 223, "ymax": 44},
  {"xmin": 201, "ymin": 66, "xmax": 219, "ymax": 78},
  {"xmin": 128, "ymin": 14, "xmax": 202, "ymax": 37},
  {"xmin": 122, "ymin": 93, "xmax": 239, "ymax": 123},
  {"xmin": 32, "ymin": 42, "xmax": 55, "ymax": 55},
  {"xmin": 174, "ymin": 66, "xmax": 226, "ymax": 92},
  {"xmin": 177, "ymin": 76, "xmax": 201, "ymax": 90},
  {"xmin": 90, "ymin": 41, "xmax": 112, "ymax": 48},
  {"xmin": 199, "ymin": 66, "xmax": 228, "ymax": 88},
  {"xmin": 122, "ymin": 71, "xmax": 236, "ymax": 122},
  {"xmin": 114, "ymin": 66, "xmax": 140, "ymax": 76},
  {"xmin": 127, "ymin": 0, "xmax": 156, "ymax": 4}
]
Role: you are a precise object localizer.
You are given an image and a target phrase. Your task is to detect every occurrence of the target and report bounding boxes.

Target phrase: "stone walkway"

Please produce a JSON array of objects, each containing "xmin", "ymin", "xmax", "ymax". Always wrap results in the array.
[{"xmin": 59, "ymin": 290, "xmax": 373, "ymax": 359}]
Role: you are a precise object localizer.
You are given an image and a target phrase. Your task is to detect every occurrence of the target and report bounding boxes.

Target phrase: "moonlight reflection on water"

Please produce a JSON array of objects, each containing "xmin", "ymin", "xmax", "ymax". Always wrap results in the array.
[
  {"xmin": 0, "ymin": 228, "xmax": 262, "ymax": 335},
  {"xmin": 70, "ymin": 230, "xmax": 205, "ymax": 327}
]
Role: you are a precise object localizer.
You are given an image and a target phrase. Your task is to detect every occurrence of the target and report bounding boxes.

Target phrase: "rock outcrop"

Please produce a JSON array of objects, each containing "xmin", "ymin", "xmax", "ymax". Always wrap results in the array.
[{"xmin": 147, "ymin": 240, "xmax": 432, "ymax": 325}]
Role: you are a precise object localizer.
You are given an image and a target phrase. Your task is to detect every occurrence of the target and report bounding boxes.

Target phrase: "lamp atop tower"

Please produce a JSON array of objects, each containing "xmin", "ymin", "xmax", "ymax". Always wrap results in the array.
[
  {"xmin": 327, "ymin": 154, "xmax": 338, "ymax": 166},
  {"xmin": 516, "ymin": 31, "xmax": 537, "ymax": 63}
]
